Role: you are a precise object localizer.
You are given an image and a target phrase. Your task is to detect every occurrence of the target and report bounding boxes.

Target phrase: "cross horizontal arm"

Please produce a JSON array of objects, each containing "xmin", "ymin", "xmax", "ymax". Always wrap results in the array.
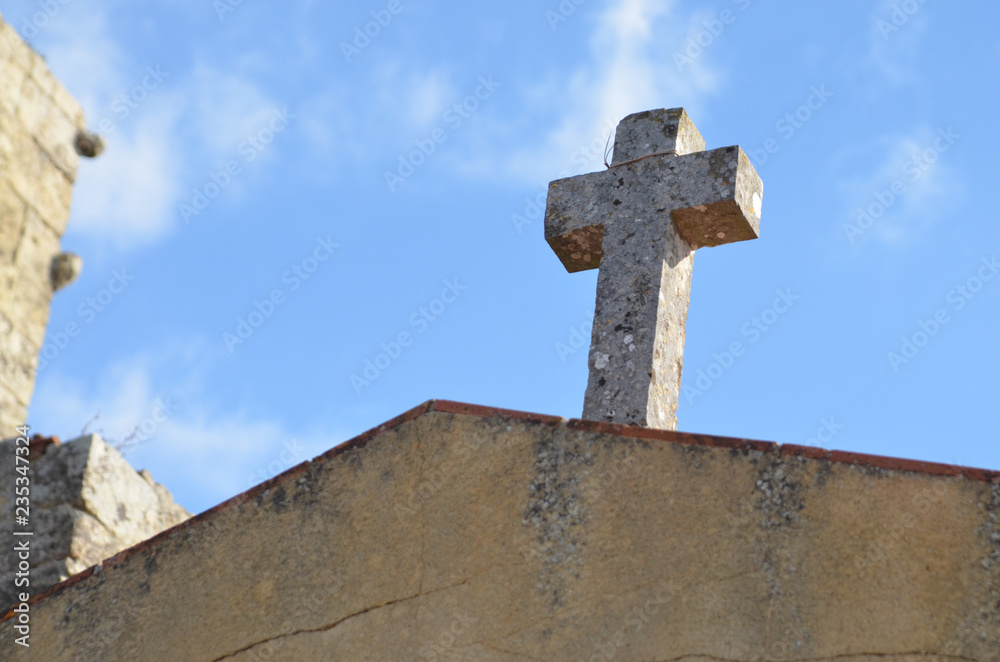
[
  {"xmin": 669, "ymin": 146, "xmax": 762, "ymax": 249},
  {"xmin": 544, "ymin": 146, "xmax": 763, "ymax": 273}
]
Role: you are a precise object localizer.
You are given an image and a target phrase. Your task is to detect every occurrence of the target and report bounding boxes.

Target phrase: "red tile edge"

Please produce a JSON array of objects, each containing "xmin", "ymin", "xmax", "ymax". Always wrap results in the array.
[
  {"xmin": 565, "ymin": 417, "xmax": 774, "ymax": 453},
  {"xmin": 310, "ymin": 400, "xmax": 435, "ymax": 468},
  {"xmin": 429, "ymin": 400, "xmax": 566, "ymax": 426},
  {"xmin": 780, "ymin": 444, "xmax": 829, "ymax": 461},
  {"xmin": 824, "ymin": 449, "xmax": 999, "ymax": 482},
  {"xmin": 2, "ymin": 399, "xmax": 440, "ymax": 621},
  {"xmin": 8, "ymin": 399, "xmax": 999, "ymax": 622},
  {"xmin": 564, "ymin": 417, "xmax": 999, "ymax": 482}
]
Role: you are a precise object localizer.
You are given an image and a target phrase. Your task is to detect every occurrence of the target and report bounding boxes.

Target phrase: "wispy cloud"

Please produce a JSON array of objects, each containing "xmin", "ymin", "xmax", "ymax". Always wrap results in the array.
[
  {"xmin": 181, "ymin": 65, "xmax": 283, "ymax": 157},
  {"xmin": 70, "ymin": 110, "xmax": 182, "ymax": 248},
  {"xmin": 30, "ymin": 350, "xmax": 345, "ymax": 514},
  {"xmin": 472, "ymin": 0, "xmax": 721, "ymax": 185},
  {"xmin": 34, "ymin": 6, "xmax": 281, "ymax": 249},
  {"xmin": 404, "ymin": 68, "xmax": 455, "ymax": 128},
  {"xmin": 835, "ymin": 125, "xmax": 963, "ymax": 247},
  {"xmin": 863, "ymin": 0, "xmax": 931, "ymax": 88},
  {"xmin": 290, "ymin": 0, "xmax": 722, "ymax": 189}
]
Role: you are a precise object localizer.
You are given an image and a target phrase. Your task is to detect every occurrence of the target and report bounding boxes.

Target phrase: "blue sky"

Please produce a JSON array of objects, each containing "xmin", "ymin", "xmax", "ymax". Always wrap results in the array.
[{"xmin": 5, "ymin": 0, "xmax": 999, "ymax": 514}]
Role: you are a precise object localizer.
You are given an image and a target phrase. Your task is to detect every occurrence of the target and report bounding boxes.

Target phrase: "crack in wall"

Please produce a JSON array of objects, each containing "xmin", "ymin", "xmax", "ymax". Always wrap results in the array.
[
  {"xmin": 209, "ymin": 592, "xmax": 422, "ymax": 662},
  {"xmin": 209, "ymin": 564, "xmax": 513, "ymax": 662}
]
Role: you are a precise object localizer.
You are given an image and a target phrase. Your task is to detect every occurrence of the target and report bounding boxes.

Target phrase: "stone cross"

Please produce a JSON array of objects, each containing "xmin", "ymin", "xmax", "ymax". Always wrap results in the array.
[{"xmin": 545, "ymin": 108, "xmax": 763, "ymax": 430}]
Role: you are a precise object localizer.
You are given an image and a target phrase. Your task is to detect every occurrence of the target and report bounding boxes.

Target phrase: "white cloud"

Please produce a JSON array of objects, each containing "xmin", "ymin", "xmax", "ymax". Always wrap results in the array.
[
  {"xmin": 182, "ymin": 65, "xmax": 283, "ymax": 157},
  {"xmin": 292, "ymin": 0, "xmax": 723, "ymax": 188},
  {"xmin": 836, "ymin": 126, "xmax": 964, "ymax": 246},
  {"xmin": 296, "ymin": 87, "xmax": 357, "ymax": 173},
  {"xmin": 863, "ymin": 0, "xmax": 930, "ymax": 88},
  {"xmin": 29, "ymin": 353, "xmax": 345, "ymax": 514},
  {"xmin": 405, "ymin": 68, "xmax": 454, "ymax": 128},
  {"xmin": 363, "ymin": 60, "xmax": 456, "ymax": 131},
  {"xmin": 69, "ymin": 111, "xmax": 182, "ymax": 248},
  {"xmin": 464, "ymin": 0, "xmax": 721, "ymax": 185},
  {"xmin": 29, "ymin": 12, "xmax": 122, "ymax": 113},
  {"xmin": 30, "ymin": 5, "xmax": 281, "ymax": 249}
]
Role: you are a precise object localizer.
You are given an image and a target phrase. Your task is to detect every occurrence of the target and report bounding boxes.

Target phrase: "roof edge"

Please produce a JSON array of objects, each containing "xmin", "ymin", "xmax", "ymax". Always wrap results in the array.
[{"xmin": 7, "ymin": 399, "xmax": 997, "ymax": 620}]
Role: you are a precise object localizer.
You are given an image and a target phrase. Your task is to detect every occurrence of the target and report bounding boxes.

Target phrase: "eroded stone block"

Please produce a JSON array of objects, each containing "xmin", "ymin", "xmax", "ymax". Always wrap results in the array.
[{"xmin": 0, "ymin": 435, "xmax": 191, "ymax": 612}]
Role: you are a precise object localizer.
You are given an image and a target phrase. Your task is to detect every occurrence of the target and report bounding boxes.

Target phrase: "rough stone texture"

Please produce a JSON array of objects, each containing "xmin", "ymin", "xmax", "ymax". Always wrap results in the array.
[
  {"xmin": 0, "ymin": 12, "xmax": 88, "ymax": 431},
  {"xmin": 546, "ymin": 108, "xmax": 763, "ymax": 430},
  {"xmin": 5, "ymin": 400, "xmax": 998, "ymax": 661},
  {"xmin": 0, "ymin": 434, "xmax": 190, "ymax": 612}
]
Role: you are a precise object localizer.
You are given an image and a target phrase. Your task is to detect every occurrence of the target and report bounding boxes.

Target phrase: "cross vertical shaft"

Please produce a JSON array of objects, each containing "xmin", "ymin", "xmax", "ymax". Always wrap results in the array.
[{"xmin": 545, "ymin": 109, "xmax": 763, "ymax": 430}]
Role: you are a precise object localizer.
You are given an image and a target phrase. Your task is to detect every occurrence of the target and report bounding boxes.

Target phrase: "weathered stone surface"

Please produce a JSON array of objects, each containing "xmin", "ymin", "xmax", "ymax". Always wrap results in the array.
[
  {"xmin": 0, "ymin": 52, "xmax": 24, "ymax": 119},
  {"xmin": 610, "ymin": 107, "xmax": 707, "ymax": 162},
  {"xmin": 0, "ymin": 12, "xmax": 90, "ymax": 433},
  {"xmin": 5, "ymin": 401, "xmax": 998, "ymax": 661},
  {"xmin": 0, "ymin": 383, "xmax": 23, "ymax": 428},
  {"xmin": 16, "ymin": 73, "xmax": 82, "ymax": 179},
  {"xmin": 0, "ymin": 434, "xmax": 191, "ymax": 612},
  {"xmin": 545, "ymin": 108, "xmax": 763, "ymax": 430},
  {"xmin": 0, "ymin": 263, "xmax": 51, "ymax": 349},
  {"xmin": 2, "ymin": 120, "xmax": 75, "ymax": 233},
  {"xmin": 0, "ymin": 178, "xmax": 26, "ymax": 261},
  {"xmin": 0, "ymin": 313, "xmax": 37, "ymax": 407},
  {"xmin": 13, "ymin": 208, "xmax": 59, "ymax": 296}
]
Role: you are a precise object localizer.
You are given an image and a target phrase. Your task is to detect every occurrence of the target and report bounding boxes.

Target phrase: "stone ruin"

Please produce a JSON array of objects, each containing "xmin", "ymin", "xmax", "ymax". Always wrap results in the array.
[{"xmin": 0, "ymin": 11, "xmax": 189, "ymax": 614}]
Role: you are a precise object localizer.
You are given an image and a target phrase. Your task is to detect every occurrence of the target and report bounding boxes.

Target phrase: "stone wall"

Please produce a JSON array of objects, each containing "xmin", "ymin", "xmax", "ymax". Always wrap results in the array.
[
  {"xmin": 5, "ymin": 400, "xmax": 997, "ymax": 661},
  {"xmin": 0, "ymin": 12, "xmax": 92, "ymax": 432},
  {"xmin": 0, "ymin": 434, "xmax": 190, "ymax": 612}
]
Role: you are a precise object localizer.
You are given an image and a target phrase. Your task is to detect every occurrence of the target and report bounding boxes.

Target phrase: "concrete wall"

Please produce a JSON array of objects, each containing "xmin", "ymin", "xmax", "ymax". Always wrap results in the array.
[
  {"xmin": 0, "ymin": 12, "xmax": 89, "ymax": 431},
  {"xmin": 0, "ymin": 434, "xmax": 190, "ymax": 612},
  {"xmin": 4, "ymin": 400, "xmax": 998, "ymax": 661}
]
